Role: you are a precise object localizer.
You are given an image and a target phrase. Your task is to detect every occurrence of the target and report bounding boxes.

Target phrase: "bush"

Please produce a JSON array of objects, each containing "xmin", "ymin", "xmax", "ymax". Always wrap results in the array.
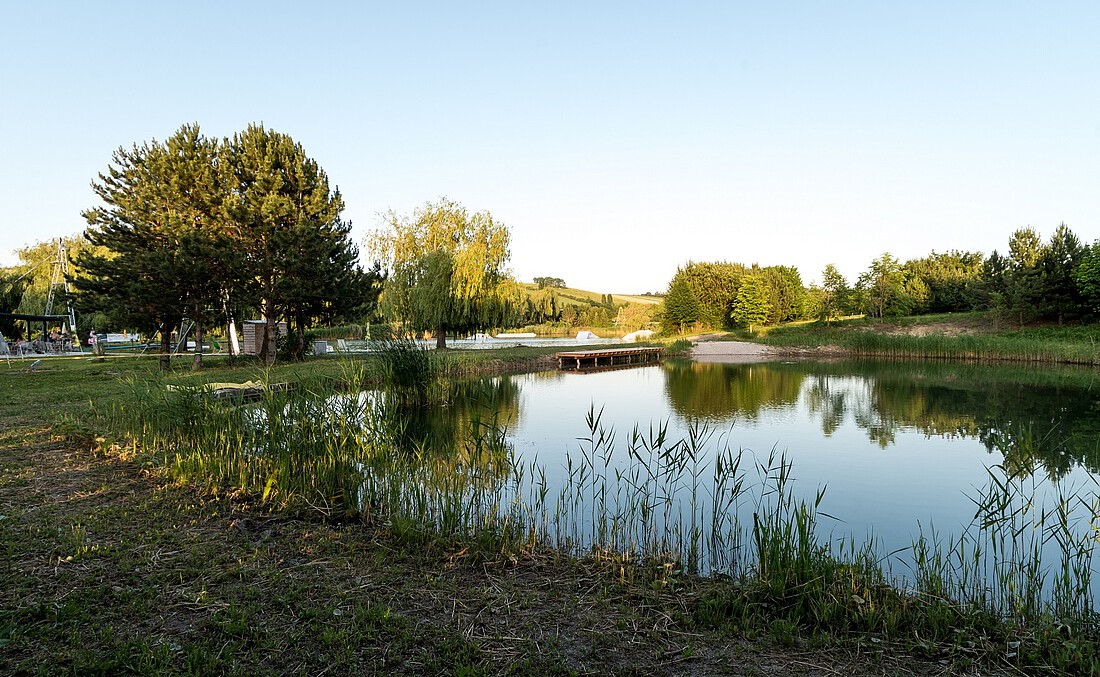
[
  {"xmin": 276, "ymin": 330, "xmax": 317, "ymax": 361},
  {"xmin": 310, "ymin": 324, "xmax": 365, "ymax": 340}
]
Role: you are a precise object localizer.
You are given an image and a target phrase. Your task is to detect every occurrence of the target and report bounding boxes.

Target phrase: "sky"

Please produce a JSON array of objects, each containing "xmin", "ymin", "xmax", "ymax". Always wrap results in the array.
[{"xmin": 2, "ymin": 2, "xmax": 1098, "ymax": 293}]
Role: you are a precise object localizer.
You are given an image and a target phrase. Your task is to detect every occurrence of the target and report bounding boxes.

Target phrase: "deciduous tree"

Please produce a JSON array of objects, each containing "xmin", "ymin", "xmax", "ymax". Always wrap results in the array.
[
  {"xmin": 372, "ymin": 198, "xmax": 515, "ymax": 348},
  {"xmin": 857, "ymin": 253, "xmax": 908, "ymax": 318},
  {"xmin": 820, "ymin": 264, "xmax": 849, "ymax": 321},
  {"xmin": 731, "ymin": 275, "xmax": 770, "ymax": 332}
]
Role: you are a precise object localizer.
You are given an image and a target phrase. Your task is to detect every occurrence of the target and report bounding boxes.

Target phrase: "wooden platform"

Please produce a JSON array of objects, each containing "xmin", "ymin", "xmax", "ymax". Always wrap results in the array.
[
  {"xmin": 208, "ymin": 382, "xmax": 297, "ymax": 402},
  {"xmin": 555, "ymin": 347, "xmax": 663, "ymax": 370}
]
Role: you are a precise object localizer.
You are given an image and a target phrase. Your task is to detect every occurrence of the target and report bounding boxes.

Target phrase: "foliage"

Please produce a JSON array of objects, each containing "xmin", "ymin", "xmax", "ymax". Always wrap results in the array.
[
  {"xmin": 672, "ymin": 261, "xmax": 746, "ymax": 329},
  {"xmin": 373, "ymin": 198, "xmax": 516, "ymax": 348},
  {"xmin": 759, "ymin": 314, "xmax": 1100, "ymax": 366},
  {"xmin": 660, "ymin": 274, "xmax": 700, "ymax": 334},
  {"xmin": 369, "ymin": 336, "xmax": 441, "ymax": 406},
  {"xmin": 1003, "ymin": 227, "xmax": 1044, "ymax": 326},
  {"xmin": 75, "ymin": 124, "xmax": 225, "ymax": 370},
  {"xmin": 533, "ymin": 276, "xmax": 566, "ymax": 289},
  {"xmin": 222, "ymin": 123, "xmax": 362, "ymax": 363},
  {"xmin": 1074, "ymin": 240, "xmax": 1100, "ymax": 316},
  {"xmin": 819, "ymin": 264, "xmax": 849, "ymax": 320},
  {"xmin": 0, "ymin": 272, "xmax": 28, "ymax": 338},
  {"xmin": 902, "ymin": 250, "xmax": 984, "ymax": 313},
  {"xmin": 615, "ymin": 302, "xmax": 657, "ymax": 332},
  {"xmin": 731, "ymin": 275, "xmax": 770, "ymax": 332},
  {"xmin": 276, "ymin": 329, "xmax": 316, "ymax": 362},
  {"xmin": 663, "ymin": 260, "xmax": 813, "ymax": 332},
  {"xmin": 856, "ymin": 253, "xmax": 910, "ymax": 318},
  {"xmin": 1038, "ymin": 222, "xmax": 1085, "ymax": 323},
  {"xmin": 74, "ymin": 123, "xmax": 366, "ymax": 368}
]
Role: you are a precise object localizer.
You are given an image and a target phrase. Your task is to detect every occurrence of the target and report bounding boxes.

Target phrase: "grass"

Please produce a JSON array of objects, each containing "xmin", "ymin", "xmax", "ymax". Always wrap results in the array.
[
  {"xmin": 3, "ymin": 347, "xmax": 1095, "ymax": 674},
  {"xmin": 516, "ymin": 282, "xmax": 662, "ymax": 307},
  {"xmin": 751, "ymin": 312, "xmax": 1100, "ymax": 365}
]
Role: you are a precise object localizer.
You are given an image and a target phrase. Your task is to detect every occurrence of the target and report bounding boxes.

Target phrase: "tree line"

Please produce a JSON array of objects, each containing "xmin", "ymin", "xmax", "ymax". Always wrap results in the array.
[
  {"xmin": 662, "ymin": 222, "xmax": 1100, "ymax": 333},
  {"xmin": 661, "ymin": 262, "xmax": 805, "ymax": 333}
]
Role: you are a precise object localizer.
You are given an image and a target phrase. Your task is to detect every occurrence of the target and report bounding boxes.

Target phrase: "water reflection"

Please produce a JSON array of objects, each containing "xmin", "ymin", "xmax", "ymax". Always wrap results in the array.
[
  {"xmin": 400, "ymin": 375, "xmax": 525, "ymax": 454},
  {"xmin": 662, "ymin": 358, "xmax": 805, "ymax": 420},
  {"xmin": 354, "ymin": 358, "xmax": 1100, "ymax": 590},
  {"xmin": 659, "ymin": 359, "xmax": 1100, "ymax": 479}
]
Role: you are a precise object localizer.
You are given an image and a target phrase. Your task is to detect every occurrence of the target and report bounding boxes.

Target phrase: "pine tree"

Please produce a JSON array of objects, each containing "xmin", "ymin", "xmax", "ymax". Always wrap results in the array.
[
  {"xmin": 1005, "ymin": 228, "xmax": 1044, "ymax": 326},
  {"xmin": 1038, "ymin": 223, "xmax": 1084, "ymax": 324},
  {"xmin": 661, "ymin": 275, "xmax": 700, "ymax": 334},
  {"xmin": 75, "ymin": 124, "xmax": 225, "ymax": 370},
  {"xmin": 221, "ymin": 124, "xmax": 350, "ymax": 363}
]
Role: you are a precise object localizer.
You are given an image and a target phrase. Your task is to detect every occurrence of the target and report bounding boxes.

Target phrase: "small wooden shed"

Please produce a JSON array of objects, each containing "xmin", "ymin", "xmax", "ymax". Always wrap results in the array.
[{"xmin": 240, "ymin": 320, "xmax": 287, "ymax": 356}]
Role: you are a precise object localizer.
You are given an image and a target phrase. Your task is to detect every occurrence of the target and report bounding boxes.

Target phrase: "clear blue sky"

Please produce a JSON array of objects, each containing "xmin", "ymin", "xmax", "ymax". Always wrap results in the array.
[{"xmin": 2, "ymin": 2, "xmax": 1097, "ymax": 292}]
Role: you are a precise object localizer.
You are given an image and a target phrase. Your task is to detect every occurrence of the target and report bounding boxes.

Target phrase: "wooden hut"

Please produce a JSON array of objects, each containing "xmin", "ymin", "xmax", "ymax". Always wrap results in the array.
[{"xmin": 240, "ymin": 320, "xmax": 287, "ymax": 356}]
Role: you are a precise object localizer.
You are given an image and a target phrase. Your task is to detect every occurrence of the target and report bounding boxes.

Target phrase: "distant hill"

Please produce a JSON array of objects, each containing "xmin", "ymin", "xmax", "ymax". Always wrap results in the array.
[{"xmin": 518, "ymin": 283, "xmax": 662, "ymax": 306}]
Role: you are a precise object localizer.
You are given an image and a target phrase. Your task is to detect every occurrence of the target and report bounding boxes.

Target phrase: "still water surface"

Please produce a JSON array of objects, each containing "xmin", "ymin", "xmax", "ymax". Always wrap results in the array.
[{"xmin": 413, "ymin": 358, "xmax": 1100, "ymax": 558}]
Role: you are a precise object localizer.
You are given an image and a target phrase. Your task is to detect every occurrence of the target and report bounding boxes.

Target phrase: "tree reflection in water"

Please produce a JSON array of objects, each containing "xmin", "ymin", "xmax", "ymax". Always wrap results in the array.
[
  {"xmin": 372, "ymin": 374, "xmax": 526, "ymax": 489},
  {"xmin": 659, "ymin": 358, "xmax": 1100, "ymax": 480}
]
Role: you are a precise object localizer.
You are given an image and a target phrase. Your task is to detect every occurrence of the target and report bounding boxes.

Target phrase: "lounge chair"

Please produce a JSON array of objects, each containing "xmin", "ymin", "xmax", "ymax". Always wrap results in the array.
[{"xmin": 20, "ymin": 359, "xmax": 42, "ymax": 373}]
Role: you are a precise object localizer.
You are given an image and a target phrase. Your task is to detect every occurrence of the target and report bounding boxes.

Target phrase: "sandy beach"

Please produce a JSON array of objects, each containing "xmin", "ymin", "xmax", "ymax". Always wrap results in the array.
[{"xmin": 690, "ymin": 339, "xmax": 776, "ymax": 362}]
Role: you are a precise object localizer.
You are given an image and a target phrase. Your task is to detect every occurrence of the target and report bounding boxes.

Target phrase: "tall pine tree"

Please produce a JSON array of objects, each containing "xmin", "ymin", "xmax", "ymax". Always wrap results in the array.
[
  {"xmin": 221, "ymin": 124, "xmax": 349, "ymax": 362},
  {"xmin": 75, "ymin": 123, "xmax": 225, "ymax": 370}
]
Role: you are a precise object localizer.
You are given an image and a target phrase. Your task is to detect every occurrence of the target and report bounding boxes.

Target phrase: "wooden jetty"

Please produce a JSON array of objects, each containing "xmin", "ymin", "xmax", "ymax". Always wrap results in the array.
[{"xmin": 555, "ymin": 346, "xmax": 663, "ymax": 370}]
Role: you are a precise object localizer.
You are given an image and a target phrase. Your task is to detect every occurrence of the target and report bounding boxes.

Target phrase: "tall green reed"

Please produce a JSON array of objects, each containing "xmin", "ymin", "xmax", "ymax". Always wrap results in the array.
[{"xmin": 94, "ymin": 369, "xmax": 1100, "ymax": 666}]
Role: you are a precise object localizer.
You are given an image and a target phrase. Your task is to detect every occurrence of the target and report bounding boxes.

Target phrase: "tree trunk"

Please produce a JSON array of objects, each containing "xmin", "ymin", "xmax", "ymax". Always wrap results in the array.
[
  {"xmin": 192, "ymin": 306, "xmax": 204, "ymax": 370},
  {"xmin": 261, "ymin": 299, "xmax": 276, "ymax": 366},
  {"xmin": 295, "ymin": 310, "xmax": 305, "ymax": 360},
  {"xmin": 159, "ymin": 325, "xmax": 173, "ymax": 371},
  {"xmin": 435, "ymin": 324, "xmax": 447, "ymax": 349}
]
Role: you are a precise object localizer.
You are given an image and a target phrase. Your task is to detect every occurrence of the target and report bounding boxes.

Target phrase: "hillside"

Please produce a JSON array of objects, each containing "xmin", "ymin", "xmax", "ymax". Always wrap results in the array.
[{"xmin": 518, "ymin": 283, "xmax": 661, "ymax": 306}]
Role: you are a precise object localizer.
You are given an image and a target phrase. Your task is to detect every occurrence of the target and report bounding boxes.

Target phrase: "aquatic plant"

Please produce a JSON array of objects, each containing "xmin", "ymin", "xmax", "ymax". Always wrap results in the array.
[{"xmin": 95, "ymin": 376, "xmax": 1100, "ymax": 672}]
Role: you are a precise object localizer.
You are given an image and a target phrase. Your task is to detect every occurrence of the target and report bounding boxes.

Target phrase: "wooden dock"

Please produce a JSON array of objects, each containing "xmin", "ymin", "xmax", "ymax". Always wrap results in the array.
[{"xmin": 555, "ymin": 346, "xmax": 663, "ymax": 370}]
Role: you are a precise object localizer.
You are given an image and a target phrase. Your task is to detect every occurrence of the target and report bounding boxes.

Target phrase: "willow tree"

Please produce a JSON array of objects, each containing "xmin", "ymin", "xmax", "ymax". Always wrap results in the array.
[{"xmin": 373, "ymin": 198, "xmax": 514, "ymax": 348}]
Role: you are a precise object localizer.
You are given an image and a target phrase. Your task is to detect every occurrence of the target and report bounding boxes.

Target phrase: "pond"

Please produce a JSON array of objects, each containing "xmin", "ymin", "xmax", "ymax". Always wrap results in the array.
[{"xmin": 402, "ymin": 357, "xmax": 1100, "ymax": 585}]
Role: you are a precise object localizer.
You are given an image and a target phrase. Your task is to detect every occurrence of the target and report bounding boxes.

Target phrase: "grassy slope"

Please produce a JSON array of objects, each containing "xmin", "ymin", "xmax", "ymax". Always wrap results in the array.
[
  {"xmin": 748, "ymin": 312, "xmax": 1100, "ymax": 365},
  {"xmin": 0, "ymin": 353, "xmax": 1016, "ymax": 675},
  {"xmin": 517, "ymin": 283, "xmax": 661, "ymax": 306}
]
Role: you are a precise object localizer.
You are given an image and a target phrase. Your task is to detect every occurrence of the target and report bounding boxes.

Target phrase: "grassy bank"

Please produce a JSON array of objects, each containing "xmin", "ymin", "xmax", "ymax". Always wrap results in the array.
[
  {"xmin": 2, "ymin": 349, "xmax": 1094, "ymax": 674},
  {"xmin": 750, "ymin": 313, "xmax": 1100, "ymax": 365}
]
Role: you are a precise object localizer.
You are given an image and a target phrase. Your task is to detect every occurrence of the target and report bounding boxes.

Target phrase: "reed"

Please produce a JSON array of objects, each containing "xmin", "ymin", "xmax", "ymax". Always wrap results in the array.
[{"xmin": 94, "ymin": 370, "xmax": 1100, "ymax": 672}]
